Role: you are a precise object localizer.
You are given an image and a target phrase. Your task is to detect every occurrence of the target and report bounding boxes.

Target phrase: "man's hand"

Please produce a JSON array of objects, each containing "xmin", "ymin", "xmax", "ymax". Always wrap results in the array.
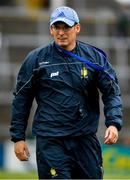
[
  {"xmin": 14, "ymin": 140, "xmax": 30, "ymax": 161},
  {"xmin": 104, "ymin": 125, "xmax": 118, "ymax": 144}
]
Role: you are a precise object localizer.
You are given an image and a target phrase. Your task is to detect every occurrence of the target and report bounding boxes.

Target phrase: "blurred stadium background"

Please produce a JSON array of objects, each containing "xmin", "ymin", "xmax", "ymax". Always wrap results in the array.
[{"xmin": 0, "ymin": 0, "xmax": 130, "ymax": 179}]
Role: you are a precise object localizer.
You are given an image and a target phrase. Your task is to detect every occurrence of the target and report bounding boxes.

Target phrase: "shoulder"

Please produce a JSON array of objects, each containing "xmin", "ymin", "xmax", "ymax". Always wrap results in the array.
[
  {"xmin": 27, "ymin": 42, "xmax": 53, "ymax": 61},
  {"xmin": 77, "ymin": 41, "xmax": 107, "ymax": 62},
  {"xmin": 22, "ymin": 41, "xmax": 54, "ymax": 67}
]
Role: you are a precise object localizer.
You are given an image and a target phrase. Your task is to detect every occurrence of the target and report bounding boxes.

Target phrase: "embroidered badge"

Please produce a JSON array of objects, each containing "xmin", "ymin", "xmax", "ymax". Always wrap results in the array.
[
  {"xmin": 81, "ymin": 67, "xmax": 88, "ymax": 78},
  {"xmin": 50, "ymin": 168, "xmax": 58, "ymax": 177}
]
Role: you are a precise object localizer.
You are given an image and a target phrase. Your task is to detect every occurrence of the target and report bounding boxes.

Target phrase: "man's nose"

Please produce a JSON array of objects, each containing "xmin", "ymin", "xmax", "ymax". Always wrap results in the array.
[{"xmin": 58, "ymin": 28, "xmax": 65, "ymax": 35}]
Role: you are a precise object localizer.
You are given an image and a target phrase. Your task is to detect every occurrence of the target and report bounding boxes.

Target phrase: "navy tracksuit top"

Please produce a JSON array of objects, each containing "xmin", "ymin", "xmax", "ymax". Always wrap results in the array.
[{"xmin": 10, "ymin": 41, "xmax": 123, "ymax": 142}]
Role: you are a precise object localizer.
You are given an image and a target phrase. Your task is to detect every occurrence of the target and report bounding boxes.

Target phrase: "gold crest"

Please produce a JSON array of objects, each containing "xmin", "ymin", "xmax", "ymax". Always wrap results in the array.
[
  {"xmin": 81, "ymin": 67, "xmax": 88, "ymax": 78},
  {"xmin": 50, "ymin": 168, "xmax": 57, "ymax": 177}
]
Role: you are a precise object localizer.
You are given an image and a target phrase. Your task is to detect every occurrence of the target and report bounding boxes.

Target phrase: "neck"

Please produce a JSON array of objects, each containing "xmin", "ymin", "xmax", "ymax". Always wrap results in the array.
[{"xmin": 65, "ymin": 42, "xmax": 76, "ymax": 51}]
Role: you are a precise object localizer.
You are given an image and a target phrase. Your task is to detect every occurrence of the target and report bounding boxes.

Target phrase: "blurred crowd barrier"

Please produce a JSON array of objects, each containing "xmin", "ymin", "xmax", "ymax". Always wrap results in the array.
[{"xmin": 103, "ymin": 144, "xmax": 130, "ymax": 175}]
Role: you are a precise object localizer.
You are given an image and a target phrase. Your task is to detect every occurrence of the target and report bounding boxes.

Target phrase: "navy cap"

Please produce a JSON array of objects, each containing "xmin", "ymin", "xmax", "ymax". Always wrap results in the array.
[{"xmin": 50, "ymin": 6, "xmax": 79, "ymax": 27}]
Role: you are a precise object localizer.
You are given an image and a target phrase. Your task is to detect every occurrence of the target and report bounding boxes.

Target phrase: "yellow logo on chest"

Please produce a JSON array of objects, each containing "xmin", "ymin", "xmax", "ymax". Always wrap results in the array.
[{"xmin": 81, "ymin": 67, "xmax": 88, "ymax": 78}]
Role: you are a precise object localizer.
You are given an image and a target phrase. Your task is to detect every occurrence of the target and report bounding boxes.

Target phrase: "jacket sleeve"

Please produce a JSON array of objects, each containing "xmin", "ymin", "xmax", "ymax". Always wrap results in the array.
[
  {"xmin": 10, "ymin": 52, "xmax": 37, "ymax": 142},
  {"xmin": 97, "ymin": 54, "xmax": 123, "ymax": 131}
]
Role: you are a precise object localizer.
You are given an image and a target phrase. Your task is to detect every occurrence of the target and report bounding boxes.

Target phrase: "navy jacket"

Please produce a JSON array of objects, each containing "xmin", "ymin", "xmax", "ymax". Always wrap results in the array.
[{"xmin": 10, "ymin": 41, "xmax": 123, "ymax": 142}]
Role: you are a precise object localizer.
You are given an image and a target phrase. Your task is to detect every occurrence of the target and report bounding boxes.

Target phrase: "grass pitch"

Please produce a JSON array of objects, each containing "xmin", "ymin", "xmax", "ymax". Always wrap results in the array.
[
  {"xmin": 0, "ymin": 170, "xmax": 130, "ymax": 179},
  {"xmin": 0, "ymin": 170, "xmax": 37, "ymax": 179}
]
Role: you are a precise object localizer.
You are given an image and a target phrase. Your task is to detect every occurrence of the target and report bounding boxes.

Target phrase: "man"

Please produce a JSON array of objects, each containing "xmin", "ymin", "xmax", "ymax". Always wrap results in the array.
[{"xmin": 10, "ymin": 6, "xmax": 123, "ymax": 179}]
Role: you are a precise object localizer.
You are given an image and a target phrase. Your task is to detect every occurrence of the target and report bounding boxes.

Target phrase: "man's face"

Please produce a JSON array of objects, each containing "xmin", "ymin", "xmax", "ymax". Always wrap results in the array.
[{"xmin": 50, "ymin": 22, "xmax": 80, "ymax": 50}]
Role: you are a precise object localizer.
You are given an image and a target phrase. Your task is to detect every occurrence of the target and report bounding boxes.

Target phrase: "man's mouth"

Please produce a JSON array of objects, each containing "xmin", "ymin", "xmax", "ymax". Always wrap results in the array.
[{"xmin": 58, "ymin": 38, "xmax": 67, "ymax": 41}]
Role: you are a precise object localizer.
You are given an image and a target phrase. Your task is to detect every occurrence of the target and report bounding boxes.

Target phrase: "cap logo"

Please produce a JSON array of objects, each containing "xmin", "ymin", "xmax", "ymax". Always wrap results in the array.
[{"xmin": 57, "ymin": 12, "xmax": 66, "ymax": 18}]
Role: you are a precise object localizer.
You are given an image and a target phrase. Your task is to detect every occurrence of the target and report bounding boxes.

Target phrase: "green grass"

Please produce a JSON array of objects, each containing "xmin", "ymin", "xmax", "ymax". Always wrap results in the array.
[
  {"xmin": 104, "ymin": 174, "xmax": 130, "ymax": 179},
  {"xmin": 104, "ymin": 170, "xmax": 130, "ymax": 179},
  {"xmin": 0, "ymin": 170, "xmax": 130, "ymax": 179},
  {"xmin": 0, "ymin": 171, "xmax": 37, "ymax": 179}
]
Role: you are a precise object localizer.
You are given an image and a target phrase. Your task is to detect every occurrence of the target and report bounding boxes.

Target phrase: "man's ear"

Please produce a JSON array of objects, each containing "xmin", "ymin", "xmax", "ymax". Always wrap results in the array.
[
  {"xmin": 50, "ymin": 26, "xmax": 53, "ymax": 35},
  {"xmin": 76, "ymin": 23, "xmax": 81, "ymax": 34}
]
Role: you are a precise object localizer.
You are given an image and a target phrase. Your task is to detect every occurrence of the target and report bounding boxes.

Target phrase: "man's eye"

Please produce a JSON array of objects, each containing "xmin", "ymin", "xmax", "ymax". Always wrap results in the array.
[
  {"xmin": 54, "ymin": 26, "xmax": 58, "ymax": 29},
  {"xmin": 64, "ymin": 25, "xmax": 71, "ymax": 29},
  {"xmin": 52, "ymin": 25, "xmax": 71, "ymax": 31}
]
